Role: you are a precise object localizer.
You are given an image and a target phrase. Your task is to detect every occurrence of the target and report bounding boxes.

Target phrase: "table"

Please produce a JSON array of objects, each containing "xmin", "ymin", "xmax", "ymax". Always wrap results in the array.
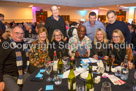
[{"xmin": 23, "ymin": 58, "xmax": 135, "ymax": 91}]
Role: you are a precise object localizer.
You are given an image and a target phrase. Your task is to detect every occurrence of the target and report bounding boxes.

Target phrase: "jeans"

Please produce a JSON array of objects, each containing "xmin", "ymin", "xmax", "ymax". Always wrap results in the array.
[{"xmin": 3, "ymin": 73, "xmax": 30, "ymax": 91}]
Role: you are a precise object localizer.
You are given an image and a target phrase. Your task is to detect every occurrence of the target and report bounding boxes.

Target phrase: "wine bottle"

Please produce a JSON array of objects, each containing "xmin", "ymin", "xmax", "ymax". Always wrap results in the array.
[
  {"xmin": 57, "ymin": 52, "xmax": 64, "ymax": 74},
  {"xmin": 106, "ymin": 50, "xmax": 112, "ymax": 73},
  {"xmin": 86, "ymin": 66, "xmax": 94, "ymax": 91},
  {"xmin": 68, "ymin": 57, "xmax": 76, "ymax": 91},
  {"xmin": 71, "ymin": 51, "xmax": 76, "ymax": 70},
  {"xmin": 53, "ymin": 51, "xmax": 58, "ymax": 74}
]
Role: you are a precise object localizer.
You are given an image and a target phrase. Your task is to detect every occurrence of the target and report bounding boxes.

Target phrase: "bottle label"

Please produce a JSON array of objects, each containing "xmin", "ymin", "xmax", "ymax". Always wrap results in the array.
[
  {"xmin": 85, "ymin": 86, "xmax": 94, "ymax": 91},
  {"xmin": 53, "ymin": 61, "xmax": 58, "ymax": 71},
  {"xmin": 106, "ymin": 66, "xmax": 109, "ymax": 72},
  {"xmin": 68, "ymin": 82, "xmax": 76, "ymax": 90}
]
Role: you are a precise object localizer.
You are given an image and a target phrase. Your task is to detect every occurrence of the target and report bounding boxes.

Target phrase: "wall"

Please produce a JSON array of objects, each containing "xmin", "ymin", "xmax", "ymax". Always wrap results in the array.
[{"xmin": 0, "ymin": 6, "xmax": 33, "ymax": 23}]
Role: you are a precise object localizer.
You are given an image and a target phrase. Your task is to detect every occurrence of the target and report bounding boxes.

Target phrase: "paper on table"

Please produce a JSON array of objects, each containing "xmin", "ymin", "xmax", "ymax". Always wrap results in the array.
[
  {"xmin": 81, "ymin": 58, "xmax": 91, "ymax": 64},
  {"xmin": 80, "ymin": 71, "xmax": 88, "ymax": 79},
  {"xmin": 45, "ymin": 85, "xmax": 54, "ymax": 90},
  {"xmin": 107, "ymin": 74, "xmax": 125, "ymax": 85},
  {"xmin": 97, "ymin": 60, "xmax": 104, "ymax": 68},
  {"xmin": 63, "ymin": 67, "xmax": 86, "ymax": 78},
  {"xmin": 89, "ymin": 58, "xmax": 98, "ymax": 63}
]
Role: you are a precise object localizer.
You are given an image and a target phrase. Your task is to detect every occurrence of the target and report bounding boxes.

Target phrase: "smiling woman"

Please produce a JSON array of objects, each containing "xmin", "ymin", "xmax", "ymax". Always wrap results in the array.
[{"xmin": 91, "ymin": 28, "xmax": 109, "ymax": 60}]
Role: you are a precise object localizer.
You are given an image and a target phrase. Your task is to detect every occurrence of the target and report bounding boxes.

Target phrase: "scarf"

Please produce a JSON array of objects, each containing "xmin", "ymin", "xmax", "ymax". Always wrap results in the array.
[{"xmin": 11, "ymin": 39, "xmax": 29, "ymax": 85}]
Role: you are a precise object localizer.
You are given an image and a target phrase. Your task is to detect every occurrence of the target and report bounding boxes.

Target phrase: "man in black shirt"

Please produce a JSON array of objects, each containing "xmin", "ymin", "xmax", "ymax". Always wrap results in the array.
[
  {"xmin": 45, "ymin": 5, "xmax": 67, "ymax": 41},
  {"xmin": 0, "ymin": 26, "xmax": 30, "ymax": 91},
  {"xmin": 106, "ymin": 10, "xmax": 131, "ymax": 43},
  {"xmin": 0, "ymin": 14, "xmax": 5, "ymax": 34}
]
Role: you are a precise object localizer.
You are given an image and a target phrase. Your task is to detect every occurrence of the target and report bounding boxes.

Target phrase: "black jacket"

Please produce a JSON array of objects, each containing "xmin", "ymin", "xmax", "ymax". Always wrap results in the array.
[
  {"xmin": 106, "ymin": 21, "xmax": 131, "ymax": 43},
  {"xmin": 49, "ymin": 40, "xmax": 68, "ymax": 60},
  {"xmin": 0, "ymin": 20, "xmax": 5, "ymax": 33},
  {"xmin": 111, "ymin": 43, "xmax": 126, "ymax": 65},
  {"xmin": 91, "ymin": 42, "xmax": 108, "ymax": 57},
  {"xmin": 45, "ymin": 15, "xmax": 66, "ymax": 41},
  {"xmin": 0, "ymin": 38, "xmax": 27, "ymax": 82}
]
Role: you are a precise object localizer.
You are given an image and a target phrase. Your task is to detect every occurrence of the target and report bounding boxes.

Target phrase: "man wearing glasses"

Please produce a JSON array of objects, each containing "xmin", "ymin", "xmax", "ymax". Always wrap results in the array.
[{"xmin": 0, "ymin": 26, "xmax": 30, "ymax": 91}]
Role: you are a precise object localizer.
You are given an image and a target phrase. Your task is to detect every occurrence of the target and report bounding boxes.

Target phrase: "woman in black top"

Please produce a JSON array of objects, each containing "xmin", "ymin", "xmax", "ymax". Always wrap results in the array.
[
  {"xmin": 110, "ymin": 29, "xmax": 127, "ymax": 65},
  {"xmin": 91, "ymin": 28, "xmax": 109, "ymax": 60},
  {"xmin": 49, "ymin": 29, "xmax": 68, "ymax": 60}
]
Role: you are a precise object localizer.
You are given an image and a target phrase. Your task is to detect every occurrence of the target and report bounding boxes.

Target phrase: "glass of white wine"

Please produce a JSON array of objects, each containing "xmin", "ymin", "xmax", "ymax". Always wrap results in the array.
[
  {"xmin": 45, "ymin": 62, "xmax": 52, "ymax": 82},
  {"xmin": 101, "ymin": 82, "xmax": 112, "ymax": 91}
]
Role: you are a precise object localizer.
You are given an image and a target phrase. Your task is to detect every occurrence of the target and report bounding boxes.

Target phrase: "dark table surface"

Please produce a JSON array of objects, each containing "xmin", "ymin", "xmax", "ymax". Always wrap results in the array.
[{"xmin": 22, "ymin": 58, "xmax": 135, "ymax": 91}]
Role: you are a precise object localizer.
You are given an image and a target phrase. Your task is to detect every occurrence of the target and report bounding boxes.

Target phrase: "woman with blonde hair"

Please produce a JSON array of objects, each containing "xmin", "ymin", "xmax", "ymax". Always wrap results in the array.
[
  {"xmin": 49, "ymin": 29, "xmax": 68, "ymax": 60},
  {"xmin": 92, "ymin": 28, "xmax": 109, "ymax": 60},
  {"xmin": 29, "ymin": 27, "xmax": 49, "ymax": 73},
  {"xmin": 111, "ymin": 29, "xmax": 133, "ymax": 69}
]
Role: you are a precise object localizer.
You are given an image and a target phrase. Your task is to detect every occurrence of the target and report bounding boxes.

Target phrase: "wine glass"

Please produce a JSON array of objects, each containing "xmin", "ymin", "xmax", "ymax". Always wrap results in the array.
[
  {"xmin": 63, "ymin": 56, "xmax": 70, "ymax": 71},
  {"xmin": 134, "ymin": 71, "xmax": 136, "ymax": 91},
  {"xmin": 101, "ymin": 82, "xmax": 112, "ymax": 91},
  {"xmin": 45, "ymin": 62, "xmax": 52, "ymax": 82}
]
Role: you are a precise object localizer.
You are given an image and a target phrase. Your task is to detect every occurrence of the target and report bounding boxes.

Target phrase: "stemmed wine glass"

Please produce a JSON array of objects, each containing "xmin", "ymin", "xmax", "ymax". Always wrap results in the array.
[
  {"xmin": 63, "ymin": 56, "xmax": 70, "ymax": 71},
  {"xmin": 45, "ymin": 62, "xmax": 52, "ymax": 82},
  {"xmin": 133, "ymin": 71, "xmax": 136, "ymax": 91}
]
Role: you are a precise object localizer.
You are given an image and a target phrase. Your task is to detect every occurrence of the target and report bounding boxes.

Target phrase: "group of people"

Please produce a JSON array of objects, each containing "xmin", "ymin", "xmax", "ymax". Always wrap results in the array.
[{"xmin": 0, "ymin": 5, "xmax": 136, "ymax": 91}]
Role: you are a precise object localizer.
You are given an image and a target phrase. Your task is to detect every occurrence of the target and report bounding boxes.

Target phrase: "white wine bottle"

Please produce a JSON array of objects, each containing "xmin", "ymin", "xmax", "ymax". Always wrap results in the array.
[
  {"xmin": 68, "ymin": 57, "xmax": 76, "ymax": 91},
  {"xmin": 106, "ymin": 50, "xmax": 112, "ymax": 73},
  {"xmin": 86, "ymin": 66, "xmax": 94, "ymax": 91},
  {"xmin": 53, "ymin": 51, "xmax": 58, "ymax": 74},
  {"xmin": 57, "ymin": 52, "xmax": 64, "ymax": 74}
]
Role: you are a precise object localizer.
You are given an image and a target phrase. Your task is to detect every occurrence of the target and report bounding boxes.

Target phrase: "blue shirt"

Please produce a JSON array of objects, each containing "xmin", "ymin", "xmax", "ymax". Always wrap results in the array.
[{"xmin": 83, "ymin": 21, "xmax": 105, "ymax": 41}]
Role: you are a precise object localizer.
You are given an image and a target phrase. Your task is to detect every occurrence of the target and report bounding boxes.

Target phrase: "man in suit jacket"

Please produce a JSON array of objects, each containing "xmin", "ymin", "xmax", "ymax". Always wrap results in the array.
[{"xmin": 0, "ymin": 13, "xmax": 5, "ymax": 34}]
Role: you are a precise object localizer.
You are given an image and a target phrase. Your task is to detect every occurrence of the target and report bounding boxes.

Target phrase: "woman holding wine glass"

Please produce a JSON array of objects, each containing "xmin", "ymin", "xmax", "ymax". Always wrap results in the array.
[
  {"xmin": 29, "ymin": 27, "xmax": 49, "ymax": 73},
  {"xmin": 91, "ymin": 28, "xmax": 109, "ymax": 60},
  {"xmin": 110, "ymin": 29, "xmax": 133, "ymax": 69}
]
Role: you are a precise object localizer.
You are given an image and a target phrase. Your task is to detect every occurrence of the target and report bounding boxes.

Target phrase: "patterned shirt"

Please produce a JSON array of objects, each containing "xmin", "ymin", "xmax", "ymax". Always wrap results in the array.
[
  {"xmin": 29, "ymin": 40, "xmax": 49, "ymax": 68},
  {"xmin": 68, "ymin": 35, "xmax": 92, "ymax": 56}
]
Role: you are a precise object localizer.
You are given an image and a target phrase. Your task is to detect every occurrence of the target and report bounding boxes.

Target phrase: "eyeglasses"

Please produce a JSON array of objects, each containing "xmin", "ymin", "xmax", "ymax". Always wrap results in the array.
[
  {"xmin": 112, "ymin": 36, "xmax": 120, "ymax": 38},
  {"xmin": 13, "ymin": 32, "xmax": 24, "ymax": 35},
  {"xmin": 54, "ymin": 34, "xmax": 61, "ymax": 37}
]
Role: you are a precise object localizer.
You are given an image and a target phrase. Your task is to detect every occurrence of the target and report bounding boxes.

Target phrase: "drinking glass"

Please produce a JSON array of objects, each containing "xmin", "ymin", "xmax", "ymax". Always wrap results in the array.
[
  {"xmin": 63, "ymin": 56, "xmax": 70, "ymax": 71},
  {"xmin": 45, "ymin": 63, "xmax": 52, "ymax": 82},
  {"xmin": 101, "ymin": 82, "xmax": 112, "ymax": 91},
  {"xmin": 54, "ymin": 75, "xmax": 62, "ymax": 85}
]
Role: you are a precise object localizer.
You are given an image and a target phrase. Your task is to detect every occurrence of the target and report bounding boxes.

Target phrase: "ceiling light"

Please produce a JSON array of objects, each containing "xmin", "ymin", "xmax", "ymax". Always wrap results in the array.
[
  {"xmin": 29, "ymin": 5, "xmax": 33, "ymax": 7},
  {"xmin": 99, "ymin": 8, "xmax": 109, "ymax": 10}
]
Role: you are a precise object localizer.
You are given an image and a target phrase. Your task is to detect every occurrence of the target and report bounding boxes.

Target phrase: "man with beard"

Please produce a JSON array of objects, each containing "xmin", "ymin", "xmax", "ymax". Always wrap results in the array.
[{"xmin": 83, "ymin": 12, "xmax": 105, "ymax": 41}]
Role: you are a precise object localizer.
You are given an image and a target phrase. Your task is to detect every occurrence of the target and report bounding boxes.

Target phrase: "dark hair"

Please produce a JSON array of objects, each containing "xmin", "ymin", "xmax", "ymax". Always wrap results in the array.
[
  {"xmin": 0, "ymin": 13, "xmax": 4, "ymax": 17},
  {"xmin": 89, "ymin": 12, "xmax": 96, "ymax": 17},
  {"xmin": 107, "ymin": 10, "xmax": 117, "ymax": 16},
  {"xmin": 70, "ymin": 22, "xmax": 78, "ymax": 27},
  {"xmin": 77, "ymin": 25, "xmax": 86, "ymax": 32}
]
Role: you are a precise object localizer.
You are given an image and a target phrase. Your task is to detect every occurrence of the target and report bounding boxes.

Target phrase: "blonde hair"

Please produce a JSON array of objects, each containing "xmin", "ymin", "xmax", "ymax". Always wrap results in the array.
[
  {"xmin": 51, "ymin": 29, "xmax": 64, "ymax": 42},
  {"xmin": 38, "ymin": 27, "xmax": 49, "ymax": 43},
  {"xmin": 111, "ymin": 29, "xmax": 125, "ymax": 43},
  {"xmin": 94, "ymin": 28, "xmax": 109, "ymax": 45}
]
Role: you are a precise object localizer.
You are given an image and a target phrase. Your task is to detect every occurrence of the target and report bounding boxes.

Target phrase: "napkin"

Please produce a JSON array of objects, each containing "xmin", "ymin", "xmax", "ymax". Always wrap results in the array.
[{"xmin": 45, "ymin": 85, "xmax": 54, "ymax": 90}]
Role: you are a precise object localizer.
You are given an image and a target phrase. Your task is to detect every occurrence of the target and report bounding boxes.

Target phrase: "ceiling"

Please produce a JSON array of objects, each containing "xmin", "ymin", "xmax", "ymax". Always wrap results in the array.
[
  {"xmin": 0, "ymin": 1, "xmax": 136, "ymax": 11},
  {"xmin": 1, "ymin": 0, "xmax": 136, "ymax": 7}
]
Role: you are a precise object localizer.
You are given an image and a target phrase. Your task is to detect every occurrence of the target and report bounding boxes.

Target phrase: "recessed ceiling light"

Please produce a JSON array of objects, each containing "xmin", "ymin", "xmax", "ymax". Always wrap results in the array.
[{"xmin": 29, "ymin": 5, "xmax": 33, "ymax": 7}]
